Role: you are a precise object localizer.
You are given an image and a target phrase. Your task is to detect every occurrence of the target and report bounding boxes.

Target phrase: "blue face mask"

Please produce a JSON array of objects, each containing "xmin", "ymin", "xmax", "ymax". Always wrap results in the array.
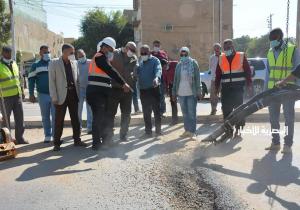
[
  {"xmin": 270, "ymin": 40, "xmax": 281, "ymax": 49},
  {"xmin": 42, "ymin": 53, "xmax": 51, "ymax": 61},
  {"xmin": 224, "ymin": 49, "xmax": 233, "ymax": 57},
  {"xmin": 180, "ymin": 56, "xmax": 188, "ymax": 62}
]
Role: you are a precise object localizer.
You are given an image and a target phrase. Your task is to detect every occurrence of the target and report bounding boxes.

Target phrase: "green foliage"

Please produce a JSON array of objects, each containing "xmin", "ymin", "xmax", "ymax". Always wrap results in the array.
[
  {"xmin": 73, "ymin": 9, "xmax": 134, "ymax": 58},
  {"xmin": 246, "ymin": 34, "xmax": 270, "ymax": 58},
  {"xmin": 0, "ymin": 0, "xmax": 11, "ymax": 48},
  {"xmin": 233, "ymin": 35, "xmax": 251, "ymax": 52}
]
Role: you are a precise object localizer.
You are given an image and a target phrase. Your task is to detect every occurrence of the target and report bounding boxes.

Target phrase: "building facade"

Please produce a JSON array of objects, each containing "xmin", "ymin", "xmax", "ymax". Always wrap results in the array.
[
  {"xmin": 5, "ymin": 0, "xmax": 64, "ymax": 62},
  {"xmin": 133, "ymin": 0, "xmax": 233, "ymax": 68}
]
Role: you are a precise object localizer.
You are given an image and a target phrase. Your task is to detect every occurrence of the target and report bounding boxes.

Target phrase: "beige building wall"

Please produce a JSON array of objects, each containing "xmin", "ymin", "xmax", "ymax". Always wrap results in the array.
[
  {"xmin": 134, "ymin": 0, "xmax": 233, "ymax": 69},
  {"xmin": 15, "ymin": 15, "xmax": 64, "ymax": 61}
]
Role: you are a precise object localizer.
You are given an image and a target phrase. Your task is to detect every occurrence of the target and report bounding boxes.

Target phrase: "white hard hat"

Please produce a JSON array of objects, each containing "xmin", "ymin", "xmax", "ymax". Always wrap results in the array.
[
  {"xmin": 102, "ymin": 37, "xmax": 116, "ymax": 50},
  {"xmin": 180, "ymin": 46, "xmax": 190, "ymax": 54}
]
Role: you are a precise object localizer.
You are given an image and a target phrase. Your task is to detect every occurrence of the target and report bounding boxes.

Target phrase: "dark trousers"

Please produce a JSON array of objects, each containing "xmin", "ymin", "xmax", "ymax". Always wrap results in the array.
[
  {"xmin": 140, "ymin": 87, "xmax": 161, "ymax": 134},
  {"xmin": 54, "ymin": 89, "xmax": 81, "ymax": 146},
  {"xmin": 87, "ymin": 92, "xmax": 108, "ymax": 146},
  {"xmin": 0, "ymin": 95, "xmax": 25, "ymax": 143},
  {"xmin": 221, "ymin": 85, "xmax": 245, "ymax": 129},
  {"xmin": 268, "ymin": 100, "xmax": 295, "ymax": 146},
  {"xmin": 105, "ymin": 88, "xmax": 132, "ymax": 141},
  {"xmin": 168, "ymin": 84, "xmax": 178, "ymax": 122}
]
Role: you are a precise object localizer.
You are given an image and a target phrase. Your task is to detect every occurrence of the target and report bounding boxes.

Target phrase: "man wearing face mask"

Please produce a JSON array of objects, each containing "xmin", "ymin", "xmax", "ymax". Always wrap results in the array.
[
  {"xmin": 0, "ymin": 46, "xmax": 28, "ymax": 144},
  {"xmin": 49, "ymin": 44, "xmax": 87, "ymax": 151},
  {"xmin": 77, "ymin": 49, "xmax": 92, "ymax": 134},
  {"xmin": 215, "ymin": 39, "xmax": 253, "ymax": 138},
  {"xmin": 104, "ymin": 41, "xmax": 138, "ymax": 143},
  {"xmin": 86, "ymin": 37, "xmax": 131, "ymax": 150},
  {"xmin": 29, "ymin": 45, "xmax": 55, "ymax": 143},
  {"xmin": 152, "ymin": 40, "xmax": 168, "ymax": 117},
  {"xmin": 265, "ymin": 28, "xmax": 300, "ymax": 153},
  {"xmin": 137, "ymin": 45, "xmax": 162, "ymax": 138},
  {"xmin": 209, "ymin": 43, "xmax": 221, "ymax": 115}
]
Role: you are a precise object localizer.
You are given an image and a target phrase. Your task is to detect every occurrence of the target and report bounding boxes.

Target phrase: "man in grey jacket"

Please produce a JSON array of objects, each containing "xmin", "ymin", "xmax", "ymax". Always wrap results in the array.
[
  {"xmin": 77, "ymin": 49, "xmax": 92, "ymax": 134},
  {"xmin": 104, "ymin": 42, "xmax": 138, "ymax": 143},
  {"xmin": 49, "ymin": 44, "xmax": 87, "ymax": 151}
]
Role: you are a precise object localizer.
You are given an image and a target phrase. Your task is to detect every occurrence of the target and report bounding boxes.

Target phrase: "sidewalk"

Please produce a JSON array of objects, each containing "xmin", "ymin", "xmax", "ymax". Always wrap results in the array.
[{"xmin": 14, "ymin": 89, "xmax": 300, "ymax": 127}]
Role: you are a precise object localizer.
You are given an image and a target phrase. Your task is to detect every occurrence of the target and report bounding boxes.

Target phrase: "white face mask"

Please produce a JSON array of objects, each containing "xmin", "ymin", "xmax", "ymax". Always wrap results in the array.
[
  {"xmin": 106, "ymin": 52, "xmax": 114, "ymax": 61},
  {"xmin": 127, "ymin": 50, "xmax": 134, "ymax": 58},
  {"xmin": 2, "ymin": 58, "xmax": 12, "ymax": 64},
  {"xmin": 78, "ymin": 56, "xmax": 87, "ymax": 63},
  {"xmin": 153, "ymin": 47, "xmax": 160, "ymax": 52},
  {"xmin": 141, "ymin": 55, "xmax": 149, "ymax": 62},
  {"xmin": 68, "ymin": 54, "xmax": 76, "ymax": 61}
]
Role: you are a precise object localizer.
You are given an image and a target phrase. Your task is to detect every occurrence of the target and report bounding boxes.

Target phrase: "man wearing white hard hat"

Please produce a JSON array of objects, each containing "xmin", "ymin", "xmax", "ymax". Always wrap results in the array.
[
  {"xmin": 104, "ymin": 41, "xmax": 138, "ymax": 143},
  {"xmin": 86, "ymin": 37, "xmax": 131, "ymax": 150}
]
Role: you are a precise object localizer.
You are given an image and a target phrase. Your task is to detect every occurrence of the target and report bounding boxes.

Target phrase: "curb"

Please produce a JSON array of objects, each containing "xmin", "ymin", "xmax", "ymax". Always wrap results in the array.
[{"xmin": 9, "ymin": 112, "xmax": 300, "ymax": 129}]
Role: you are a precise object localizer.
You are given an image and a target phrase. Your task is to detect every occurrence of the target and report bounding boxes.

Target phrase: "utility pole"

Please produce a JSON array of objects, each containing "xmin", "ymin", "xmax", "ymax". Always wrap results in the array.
[
  {"xmin": 219, "ymin": 0, "xmax": 223, "ymax": 43},
  {"xmin": 8, "ymin": 0, "xmax": 16, "ymax": 60},
  {"xmin": 297, "ymin": 0, "xmax": 300, "ymax": 47},
  {"xmin": 267, "ymin": 14, "xmax": 273, "ymax": 32}
]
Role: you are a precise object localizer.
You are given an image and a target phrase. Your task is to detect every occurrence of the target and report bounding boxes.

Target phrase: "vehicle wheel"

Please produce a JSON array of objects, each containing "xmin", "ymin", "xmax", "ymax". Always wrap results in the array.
[{"xmin": 253, "ymin": 80, "xmax": 264, "ymax": 96}]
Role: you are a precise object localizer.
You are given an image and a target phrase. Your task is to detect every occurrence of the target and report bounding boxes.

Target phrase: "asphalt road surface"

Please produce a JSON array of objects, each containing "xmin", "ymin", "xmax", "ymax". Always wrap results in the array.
[{"xmin": 1, "ymin": 122, "xmax": 299, "ymax": 210}]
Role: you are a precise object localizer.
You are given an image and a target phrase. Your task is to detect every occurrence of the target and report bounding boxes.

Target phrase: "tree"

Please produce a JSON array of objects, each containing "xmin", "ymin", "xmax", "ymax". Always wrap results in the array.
[
  {"xmin": 246, "ymin": 34, "xmax": 270, "ymax": 58},
  {"xmin": 73, "ymin": 9, "xmax": 134, "ymax": 58},
  {"xmin": 233, "ymin": 35, "xmax": 251, "ymax": 52},
  {"xmin": 0, "ymin": 0, "xmax": 11, "ymax": 48}
]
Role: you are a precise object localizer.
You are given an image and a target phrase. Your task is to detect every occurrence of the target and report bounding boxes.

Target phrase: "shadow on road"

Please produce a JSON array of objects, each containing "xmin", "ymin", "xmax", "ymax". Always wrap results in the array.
[
  {"xmin": 192, "ymin": 143, "xmax": 300, "ymax": 210},
  {"xmin": 2, "ymin": 125, "xmax": 189, "ymax": 181}
]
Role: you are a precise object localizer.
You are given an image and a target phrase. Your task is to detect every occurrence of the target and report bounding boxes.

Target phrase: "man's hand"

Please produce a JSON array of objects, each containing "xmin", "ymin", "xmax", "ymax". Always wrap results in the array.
[
  {"xmin": 197, "ymin": 93, "xmax": 204, "ymax": 101},
  {"xmin": 29, "ymin": 95, "xmax": 36, "ymax": 103},
  {"xmin": 22, "ymin": 93, "xmax": 25, "ymax": 100},
  {"xmin": 153, "ymin": 77, "xmax": 160, "ymax": 88},
  {"xmin": 276, "ymin": 80, "xmax": 288, "ymax": 88},
  {"xmin": 52, "ymin": 100, "xmax": 59, "ymax": 105},
  {"xmin": 123, "ymin": 83, "xmax": 131, "ymax": 93}
]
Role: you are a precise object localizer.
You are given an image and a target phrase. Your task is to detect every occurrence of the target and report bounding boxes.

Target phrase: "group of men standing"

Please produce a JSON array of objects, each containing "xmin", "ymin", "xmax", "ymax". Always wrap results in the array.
[
  {"xmin": 208, "ymin": 27, "xmax": 299, "ymax": 154},
  {"xmin": 1, "ymin": 26, "xmax": 299, "ymax": 154},
  {"xmin": 0, "ymin": 36, "xmax": 176, "ymax": 152}
]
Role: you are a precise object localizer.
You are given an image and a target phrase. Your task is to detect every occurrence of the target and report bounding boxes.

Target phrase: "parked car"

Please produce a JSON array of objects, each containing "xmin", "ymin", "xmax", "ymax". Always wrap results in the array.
[
  {"xmin": 200, "ymin": 57, "xmax": 268, "ymax": 97},
  {"xmin": 248, "ymin": 58, "xmax": 268, "ymax": 95}
]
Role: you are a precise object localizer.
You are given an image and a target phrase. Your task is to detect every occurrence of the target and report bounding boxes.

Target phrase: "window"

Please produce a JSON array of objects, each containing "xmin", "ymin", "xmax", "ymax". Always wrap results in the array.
[{"xmin": 248, "ymin": 59, "xmax": 266, "ymax": 71}]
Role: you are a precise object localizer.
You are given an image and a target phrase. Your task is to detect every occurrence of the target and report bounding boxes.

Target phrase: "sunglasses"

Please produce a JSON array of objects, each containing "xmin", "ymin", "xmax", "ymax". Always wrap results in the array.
[{"xmin": 140, "ymin": 52, "xmax": 148, "ymax": 56}]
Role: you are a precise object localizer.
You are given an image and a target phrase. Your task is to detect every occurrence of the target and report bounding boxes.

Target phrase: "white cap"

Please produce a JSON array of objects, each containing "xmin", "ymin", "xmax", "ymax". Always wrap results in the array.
[
  {"xmin": 180, "ymin": 46, "xmax": 190, "ymax": 54},
  {"xmin": 102, "ymin": 37, "xmax": 116, "ymax": 50}
]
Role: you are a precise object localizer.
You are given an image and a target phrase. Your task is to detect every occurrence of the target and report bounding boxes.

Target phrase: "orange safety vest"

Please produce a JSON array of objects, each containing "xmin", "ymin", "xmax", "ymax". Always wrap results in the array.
[
  {"xmin": 88, "ymin": 52, "xmax": 112, "ymax": 88},
  {"xmin": 219, "ymin": 52, "xmax": 246, "ymax": 84}
]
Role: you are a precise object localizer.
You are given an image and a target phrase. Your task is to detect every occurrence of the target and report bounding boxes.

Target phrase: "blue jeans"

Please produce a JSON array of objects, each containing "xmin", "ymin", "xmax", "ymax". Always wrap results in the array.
[
  {"xmin": 178, "ymin": 95, "xmax": 197, "ymax": 133},
  {"xmin": 78, "ymin": 88, "xmax": 92, "ymax": 131},
  {"xmin": 268, "ymin": 100, "xmax": 295, "ymax": 146},
  {"xmin": 132, "ymin": 82, "xmax": 140, "ymax": 112},
  {"xmin": 37, "ymin": 93, "xmax": 55, "ymax": 137}
]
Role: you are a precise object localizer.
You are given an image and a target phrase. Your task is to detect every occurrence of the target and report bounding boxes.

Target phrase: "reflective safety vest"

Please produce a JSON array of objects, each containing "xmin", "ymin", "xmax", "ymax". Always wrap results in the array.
[
  {"xmin": 0, "ymin": 61, "xmax": 21, "ymax": 97},
  {"xmin": 88, "ymin": 52, "xmax": 112, "ymax": 88},
  {"xmin": 267, "ymin": 44, "xmax": 296, "ymax": 89},
  {"xmin": 219, "ymin": 52, "xmax": 245, "ymax": 84}
]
